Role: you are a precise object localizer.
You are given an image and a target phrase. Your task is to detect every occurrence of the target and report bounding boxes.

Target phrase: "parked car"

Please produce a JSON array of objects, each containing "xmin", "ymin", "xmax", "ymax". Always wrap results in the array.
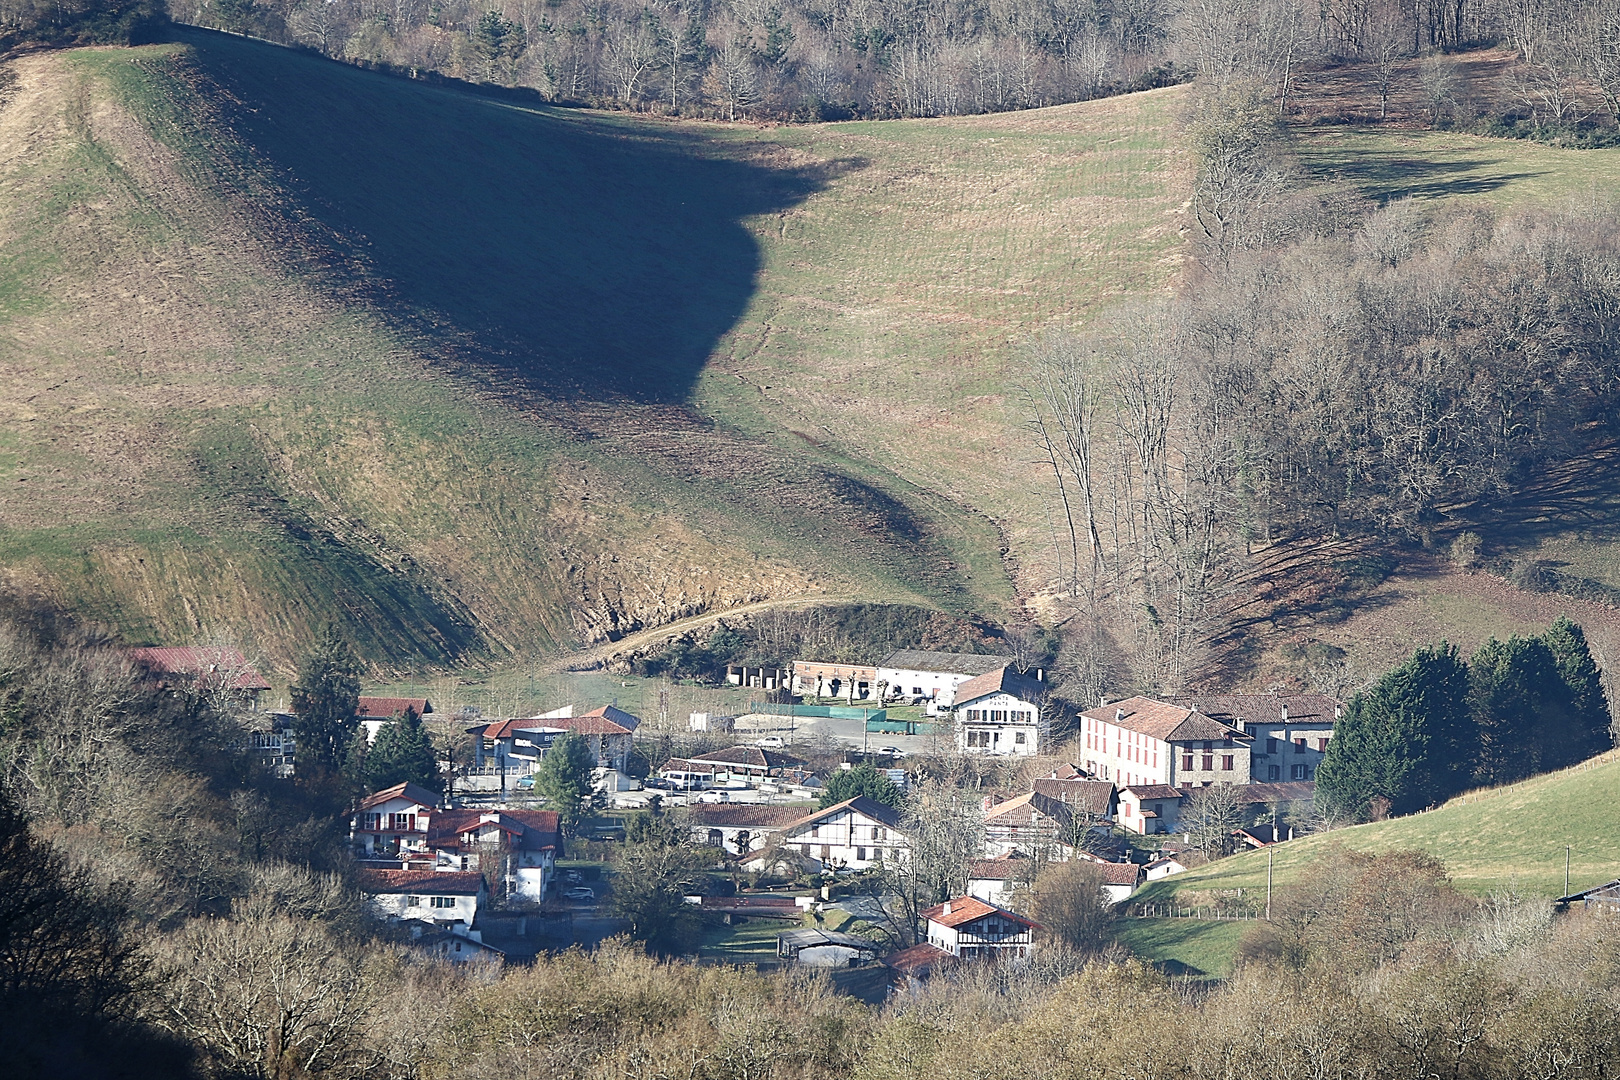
[
  {"xmin": 562, "ymin": 886, "xmax": 596, "ymax": 902},
  {"xmin": 754, "ymin": 736, "xmax": 785, "ymax": 748},
  {"xmin": 877, "ymin": 746, "xmax": 905, "ymax": 757},
  {"xmin": 562, "ymin": 870, "xmax": 584, "ymax": 884},
  {"xmin": 695, "ymin": 790, "xmax": 730, "ymax": 804},
  {"xmin": 515, "ymin": 775, "xmax": 535, "ymax": 790}
]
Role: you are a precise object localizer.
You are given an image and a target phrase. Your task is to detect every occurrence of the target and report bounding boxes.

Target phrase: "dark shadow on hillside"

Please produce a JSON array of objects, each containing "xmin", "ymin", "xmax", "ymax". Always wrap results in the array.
[
  {"xmin": 1301, "ymin": 150, "xmax": 1540, "ymax": 201},
  {"xmin": 1449, "ymin": 445, "xmax": 1620, "ymax": 545},
  {"xmin": 175, "ymin": 27, "xmax": 852, "ymax": 403}
]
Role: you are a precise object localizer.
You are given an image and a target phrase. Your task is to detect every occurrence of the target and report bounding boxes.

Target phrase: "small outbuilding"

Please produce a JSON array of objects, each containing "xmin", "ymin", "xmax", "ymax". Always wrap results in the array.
[{"xmin": 778, "ymin": 928, "xmax": 881, "ymax": 967}]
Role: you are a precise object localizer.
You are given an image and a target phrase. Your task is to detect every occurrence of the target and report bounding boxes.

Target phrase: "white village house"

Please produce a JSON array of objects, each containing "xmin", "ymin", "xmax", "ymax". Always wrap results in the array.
[
  {"xmin": 358, "ymin": 869, "xmax": 485, "ymax": 928},
  {"xmin": 967, "ymin": 857, "xmax": 1035, "ymax": 907},
  {"xmin": 356, "ymin": 696, "xmax": 433, "ymax": 743},
  {"xmin": 351, "ymin": 781, "xmax": 441, "ymax": 858},
  {"xmin": 764, "ymin": 796, "xmax": 906, "ymax": 872},
  {"xmin": 876, "ymin": 649, "xmax": 1014, "ymax": 713},
  {"xmin": 922, "ymin": 896, "xmax": 1039, "ymax": 961},
  {"xmin": 469, "ymin": 705, "xmax": 642, "ymax": 774},
  {"xmin": 426, "ymin": 808, "xmax": 563, "ymax": 899},
  {"xmin": 952, "ymin": 666, "xmax": 1049, "ymax": 755}
]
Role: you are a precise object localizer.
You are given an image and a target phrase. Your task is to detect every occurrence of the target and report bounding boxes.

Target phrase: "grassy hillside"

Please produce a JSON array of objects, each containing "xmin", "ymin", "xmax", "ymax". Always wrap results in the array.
[
  {"xmin": 3, "ymin": 29, "xmax": 1617, "ymax": 681},
  {"xmin": 1136, "ymin": 750, "xmax": 1620, "ymax": 903},
  {"xmin": 1, "ymin": 29, "xmax": 1182, "ymax": 672}
]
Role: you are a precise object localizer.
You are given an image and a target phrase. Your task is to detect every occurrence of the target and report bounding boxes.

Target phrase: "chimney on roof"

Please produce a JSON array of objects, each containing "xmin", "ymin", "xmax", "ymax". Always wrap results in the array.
[
  {"xmin": 1035, "ymin": 668, "xmax": 1044, "ymax": 681},
  {"xmin": 943, "ymin": 901, "xmax": 952, "ymax": 915},
  {"xmin": 1335, "ymin": 704, "xmax": 1343, "ymax": 719},
  {"xmin": 1115, "ymin": 708, "xmax": 1125, "ymax": 721},
  {"xmin": 1280, "ymin": 705, "xmax": 1289, "ymax": 721}
]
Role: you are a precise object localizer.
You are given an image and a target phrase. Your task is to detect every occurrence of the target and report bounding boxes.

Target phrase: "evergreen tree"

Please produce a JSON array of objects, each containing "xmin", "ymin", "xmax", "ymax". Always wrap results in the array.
[
  {"xmin": 288, "ymin": 625, "xmax": 361, "ymax": 777},
  {"xmin": 1316, "ymin": 642, "xmax": 1472, "ymax": 819},
  {"xmin": 1470, "ymin": 636, "xmax": 1575, "ymax": 785},
  {"xmin": 818, "ymin": 761, "xmax": 903, "ymax": 809},
  {"xmin": 341, "ymin": 725, "xmax": 370, "ymax": 788},
  {"xmin": 534, "ymin": 732, "xmax": 596, "ymax": 836},
  {"xmin": 364, "ymin": 708, "xmax": 441, "ymax": 793},
  {"xmin": 1542, "ymin": 616, "xmax": 1613, "ymax": 765}
]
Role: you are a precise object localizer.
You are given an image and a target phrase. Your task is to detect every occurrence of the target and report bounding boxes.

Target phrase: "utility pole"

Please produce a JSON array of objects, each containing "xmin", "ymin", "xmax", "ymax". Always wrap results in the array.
[
  {"xmin": 1266, "ymin": 847, "xmax": 1274, "ymax": 921},
  {"xmin": 1566, "ymin": 845, "xmax": 1572, "ymax": 898}
]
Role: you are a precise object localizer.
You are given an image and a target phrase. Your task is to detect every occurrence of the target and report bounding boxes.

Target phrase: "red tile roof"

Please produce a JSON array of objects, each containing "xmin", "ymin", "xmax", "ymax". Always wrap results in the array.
[
  {"xmin": 550, "ymin": 713, "xmax": 635, "ymax": 735},
  {"xmin": 357, "ymin": 696, "xmax": 431, "ymax": 719},
  {"xmin": 968, "ymin": 858, "xmax": 1033, "ymax": 881},
  {"xmin": 1080, "ymin": 696, "xmax": 1245, "ymax": 743},
  {"xmin": 1089, "ymin": 862, "xmax": 1145, "ymax": 887},
  {"xmin": 1120, "ymin": 784, "xmax": 1182, "ymax": 801},
  {"xmin": 952, "ymin": 666, "xmax": 1046, "ymax": 707},
  {"xmin": 129, "ymin": 646, "xmax": 271, "ymax": 692},
  {"xmin": 356, "ymin": 869, "xmax": 484, "ymax": 895},
  {"xmin": 921, "ymin": 896, "xmax": 1039, "ymax": 930},
  {"xmin": 472, "ymin": 718, "xmax": 553, "ymax": 740},
  {"xmin": 357, "ymin": 781, "xmax": 442, "ymax": 812},
  {"xmin": 882, "ymin": 941, "xmax": 957, "ymax": 976}
]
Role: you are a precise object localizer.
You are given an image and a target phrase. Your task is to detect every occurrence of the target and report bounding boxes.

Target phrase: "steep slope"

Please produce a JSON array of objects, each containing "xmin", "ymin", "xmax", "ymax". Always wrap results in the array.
[
  {"xmin": 1135, "ymin": 750, "xmax": 1620, "ymax": 902},
  {"xmin": 0, "ymin": 29, "xmax": 1194, "ymax": 673}
]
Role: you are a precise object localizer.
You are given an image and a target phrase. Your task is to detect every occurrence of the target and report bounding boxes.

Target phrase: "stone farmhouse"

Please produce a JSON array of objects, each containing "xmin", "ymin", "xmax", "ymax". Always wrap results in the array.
[{"xmin": 791, "ymin": 660, "xmax": 878, "ymax": 701}]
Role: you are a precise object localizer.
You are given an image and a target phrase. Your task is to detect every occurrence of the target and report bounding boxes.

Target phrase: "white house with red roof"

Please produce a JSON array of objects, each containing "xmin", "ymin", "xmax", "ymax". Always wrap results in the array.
[
  {"xmin": 351, "ymin": 781, "xmax": 441, "ymax": 858},
  {"xmin": 356, "ymin": 696, "xmax": 432, "ymax": 744},
  {"xmin": 358, "ymin": 869, "xmax": 485, "ymax": 928},
  {"xmin": 426, "ymin": 808, "xmax": 562, "ymax": 899},
  {"xmin": 951, "ymin": 666, "xmax": 1048, "ymax": 755},
  {"xmin": 1116, "ymin": 784, "xmax": 1184, "ymax": 835},
  {"xmin": 922, "ymin": 896, "xmax": 1040, "ymax": 960},
  {"xmin": 129, "ymin": 645, "xmax": 272, "ymax": 709},
  {"xmin": 469, "ymin": 705, "xmax": 641, "ymax": 773},
  {"xmin": 968, "ymin": 857, "xmax": 1035, "ymax": 906}
]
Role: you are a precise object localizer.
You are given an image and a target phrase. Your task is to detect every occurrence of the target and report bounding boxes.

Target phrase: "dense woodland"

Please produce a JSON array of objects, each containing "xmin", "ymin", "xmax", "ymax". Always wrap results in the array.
[
  {"xmin": 1026, "ymin": 87, "xmax": 1620, "ymax": 693},
  {"xmin": 145, "ymin": 0, "xmax": 1620, "ymax": 121}
]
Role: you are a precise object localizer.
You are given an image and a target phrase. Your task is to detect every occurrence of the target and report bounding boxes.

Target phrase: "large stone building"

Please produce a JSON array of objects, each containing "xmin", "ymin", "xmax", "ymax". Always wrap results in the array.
[
  {"xmin": 1165, "ymin": 693, "xmax": 1340, "ymax": 783},
  {"xmin": 1078, "ymin": 696, "xmax": 1255, "ymax": 788}
]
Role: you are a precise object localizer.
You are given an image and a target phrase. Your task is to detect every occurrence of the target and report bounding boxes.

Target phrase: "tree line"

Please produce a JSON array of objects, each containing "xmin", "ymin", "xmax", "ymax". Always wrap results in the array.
[
  {"xmin": 1316, "ymin": 617, "xmax": 1614, "ymax": 819},
  {"xmin": 147, "ymin": 0, "xmax": 1619, "ymax": 121}
]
